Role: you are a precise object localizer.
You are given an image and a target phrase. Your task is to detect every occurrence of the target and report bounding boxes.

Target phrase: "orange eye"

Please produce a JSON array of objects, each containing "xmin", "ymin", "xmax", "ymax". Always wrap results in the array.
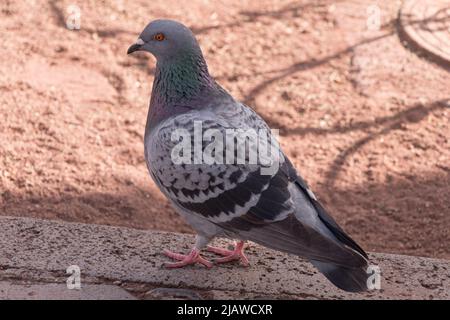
[{"xmin": 154, "ymin": 33, "xmax": 165, "ymax": 41}]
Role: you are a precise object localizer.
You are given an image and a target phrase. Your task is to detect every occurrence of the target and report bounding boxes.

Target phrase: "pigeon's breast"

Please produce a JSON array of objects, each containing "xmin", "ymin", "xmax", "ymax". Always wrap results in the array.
[{"xmin": 145, "ymin": 111, "xmax": 229, "ymax": 197}]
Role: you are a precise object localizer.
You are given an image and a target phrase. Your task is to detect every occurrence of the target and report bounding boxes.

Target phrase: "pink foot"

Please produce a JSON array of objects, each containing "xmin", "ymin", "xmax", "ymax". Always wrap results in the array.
[
  {"xmin": 207, "ymin": 241, "xmax": 250, "ymax": 267},
  {"xmin": 163, "ymin": 248, "xmax": 213, "ymax": 269}
]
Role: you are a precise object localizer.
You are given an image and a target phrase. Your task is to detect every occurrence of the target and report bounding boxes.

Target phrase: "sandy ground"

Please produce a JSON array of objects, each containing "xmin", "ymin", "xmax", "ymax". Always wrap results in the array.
[{"xmin": 0, "ymin": 0, "xmax": 449, "ymax": 260}]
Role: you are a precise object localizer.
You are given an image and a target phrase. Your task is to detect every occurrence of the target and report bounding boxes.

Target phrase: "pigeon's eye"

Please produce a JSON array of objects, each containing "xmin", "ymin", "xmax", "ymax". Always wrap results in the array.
[{"xmin": 154, "ymin": 33, "xmax": 165, "ymax": 41}]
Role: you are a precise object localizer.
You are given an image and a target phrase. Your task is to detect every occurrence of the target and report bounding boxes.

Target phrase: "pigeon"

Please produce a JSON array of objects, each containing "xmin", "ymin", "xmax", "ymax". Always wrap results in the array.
[{"xmin": 128, "ymin": 19, "xmax": 370, "ymax": 292}]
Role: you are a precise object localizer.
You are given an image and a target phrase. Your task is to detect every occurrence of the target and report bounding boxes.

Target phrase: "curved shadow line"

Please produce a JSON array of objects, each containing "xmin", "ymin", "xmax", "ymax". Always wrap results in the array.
[{"xmin": 323, "ymin": 99, "xmax": 449, "ymax": 190}]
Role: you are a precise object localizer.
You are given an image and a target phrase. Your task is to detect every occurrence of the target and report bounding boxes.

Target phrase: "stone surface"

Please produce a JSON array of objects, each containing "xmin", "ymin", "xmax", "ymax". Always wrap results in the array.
[
  {"xmin": 399, "ymin": 0, "xmax": 450, "ymax": 68},
  {"xmin": 0, "ymin": 216, "xmax": 449, "ymax": 299},
  {"xmin": 144, "ymin": 288, "xmax": 204, "ymax": 300},
  {"xmin": 0, "ymin": 282, "xmax": 136, "ymax": 300}
]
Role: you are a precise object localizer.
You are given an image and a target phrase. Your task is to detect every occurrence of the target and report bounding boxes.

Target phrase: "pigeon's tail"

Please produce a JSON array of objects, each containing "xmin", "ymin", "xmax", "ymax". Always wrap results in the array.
[
  {"xmin": 269, "ymin": 216, "xmax": 370, "ymax": 292},
  {"xmin": 292, "ymin": 179, "xmax": 370, "ymax": 292},
  {"xmin": 311, "ymin": 260, "xmax": 369, "ymax": 292},
  {"xmin": 228, "ymin": 213, "xmax": 370, "ymax": 292},
  {"xmin": 309, "ymin": 201, "xmax": 370, "ymax": 292}
]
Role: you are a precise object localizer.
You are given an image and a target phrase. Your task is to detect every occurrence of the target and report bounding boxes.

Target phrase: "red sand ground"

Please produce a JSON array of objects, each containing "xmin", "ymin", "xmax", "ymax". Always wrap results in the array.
[{"xmin": 0, "ymin": 1, "xmax": 449, "ymax": 259}]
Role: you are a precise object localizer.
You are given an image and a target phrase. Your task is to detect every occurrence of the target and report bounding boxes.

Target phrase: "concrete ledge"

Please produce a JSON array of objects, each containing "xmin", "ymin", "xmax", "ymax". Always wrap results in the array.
[
  {"xmin": 0, "ymin": 282, "xmax": 136, "ymax": 300},
  {"xmin": 0, "ymin": 216, "xmax": 448, "ymax": 299}
]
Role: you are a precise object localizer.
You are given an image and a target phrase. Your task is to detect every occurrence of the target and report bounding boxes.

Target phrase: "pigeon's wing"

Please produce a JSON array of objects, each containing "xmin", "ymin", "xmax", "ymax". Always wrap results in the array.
[
  {"xmin": 147, "ymin": 101, "xmax": 284, "ymax": 223},
  {"xmin": 148, "ymin": 102, "xmax": 367, "ymax": 268}
]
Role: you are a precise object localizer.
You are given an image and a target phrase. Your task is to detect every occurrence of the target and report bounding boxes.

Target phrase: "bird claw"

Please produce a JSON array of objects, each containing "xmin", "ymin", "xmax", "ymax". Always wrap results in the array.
[
  {"xmin": 163, "ymin": 248, "xmax": 213, "ymax": 268},
  {"xmin": 206, "ymin": 241, "xmax": 250, "ymax": 267}
]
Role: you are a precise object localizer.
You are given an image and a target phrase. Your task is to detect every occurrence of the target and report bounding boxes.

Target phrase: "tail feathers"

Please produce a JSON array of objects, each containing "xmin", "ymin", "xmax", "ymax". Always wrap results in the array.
[
  {"xmin": 311, "ymin": 199, "xmax": 368, "ymax": 259},
  {"xmin": 230, "ymin": 214, "xmax": 368, "ymax": 268},
  {"xmin": 292, "ymin": 174, "xmax": 368, "ymax": 259},
  {"xmin": 312, "ymin": 260, "xmax": 369, "ymax": 292}
]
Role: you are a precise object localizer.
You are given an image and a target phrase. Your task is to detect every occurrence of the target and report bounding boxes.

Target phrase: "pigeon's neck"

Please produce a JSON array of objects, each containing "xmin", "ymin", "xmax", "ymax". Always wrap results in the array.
[
  {"xmin": 146, "ymin": 52, "xmax": 217, "ymax": 131},
  {"xmin": 151, "ymin": 53, "xmax": 214, "ymax": 105}
]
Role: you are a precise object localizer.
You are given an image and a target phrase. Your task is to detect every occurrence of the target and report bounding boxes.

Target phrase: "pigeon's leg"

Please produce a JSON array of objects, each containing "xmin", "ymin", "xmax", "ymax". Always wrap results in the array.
[
  {"xmin": 163, "ymin": 235, "xmax": 213, "ymax": 269},
  {"xmin": 207, "ymin": 241, "xmax": 249, "ymax": 266}
]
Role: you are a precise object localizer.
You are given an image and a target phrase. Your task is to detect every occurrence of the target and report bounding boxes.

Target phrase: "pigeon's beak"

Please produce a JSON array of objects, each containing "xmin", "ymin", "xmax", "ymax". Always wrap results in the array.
[{"xmin": 127, "ymin": 38, "xmax": 145, "ymax": 54}]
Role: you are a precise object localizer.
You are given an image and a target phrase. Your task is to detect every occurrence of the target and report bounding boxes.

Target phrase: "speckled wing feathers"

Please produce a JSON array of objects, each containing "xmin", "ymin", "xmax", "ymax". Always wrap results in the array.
[{"xmin": 147, "ymin": 102, "xmax": 293, "ymax": 225}]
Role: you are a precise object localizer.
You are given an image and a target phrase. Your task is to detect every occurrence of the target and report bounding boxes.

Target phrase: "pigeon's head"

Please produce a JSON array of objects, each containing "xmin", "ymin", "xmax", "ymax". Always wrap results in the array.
[{"xmin": 127, "ymin": 19, "xmax": 201, "ymax": 62}]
